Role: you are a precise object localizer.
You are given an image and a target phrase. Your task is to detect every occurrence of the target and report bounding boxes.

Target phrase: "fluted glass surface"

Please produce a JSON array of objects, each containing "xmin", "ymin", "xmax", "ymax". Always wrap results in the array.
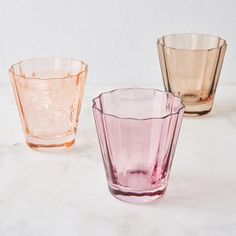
[
  {"xmin": 93, "ymin": 88, "xmax": 184, "ymax": 203},
  {"xmin": 9, "ymin": 57, "xmax": 88, "ymax": 150},
  {"xmin": 157, "ymin": 33, "xmax": 227, "ymax": 115}
]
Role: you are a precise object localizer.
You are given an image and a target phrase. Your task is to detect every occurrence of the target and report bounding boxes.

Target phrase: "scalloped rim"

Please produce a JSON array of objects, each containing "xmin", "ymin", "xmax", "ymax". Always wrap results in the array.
[
  {"xmin": 9, "ymin": 57, "xmax": 88, "ymax": 80},
  {"xmin": 92, "ymin": 88, "xmax": 185, "ymax": 120},
  {"xmin": 157, "ymin": 33, "xmax": 227, "ymax": 52}
]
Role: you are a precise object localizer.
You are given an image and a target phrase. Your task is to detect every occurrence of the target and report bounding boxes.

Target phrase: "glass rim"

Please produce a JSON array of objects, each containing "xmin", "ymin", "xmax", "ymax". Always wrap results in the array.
[
  {"xmin": 92, "ymin": 88, "xmax": 185, "ymax": 121},
  {"xmin": 157, "ymin": 33, "xmax": 227, "ymax": 51},
  {"xmin": 9, "ymin": 57, "xmax": 88, "ymax": 80}
]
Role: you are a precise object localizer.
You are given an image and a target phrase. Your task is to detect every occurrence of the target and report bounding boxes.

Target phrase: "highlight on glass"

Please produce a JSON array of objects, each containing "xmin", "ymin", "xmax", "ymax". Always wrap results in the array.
[
  {"xmin": 9, "ymin": 57, "xmax": 88, "ymax": 150},
  {"xmin": 92, "ymin": 88, "xmax": 185, "ymax": 203},
  {"xmin": 157, "ymin": 33, "xmax": 227, "ymax": 116}
]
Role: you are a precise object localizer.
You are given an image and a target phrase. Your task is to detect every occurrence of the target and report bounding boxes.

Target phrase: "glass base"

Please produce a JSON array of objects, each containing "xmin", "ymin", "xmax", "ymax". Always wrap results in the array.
[
  {"xmin": 108, "ymin": 183, "xmax": 166, "ymax": 203},
  {"xmin": 26, "ymin": 134, "xmax": 76, "ymax": 150},
  {"xmin": 183, "ymin": 97, "xmax": 213, "ymax": 116},
  {"xmin": 184, "ymin": 109, "xmax": 211, "ymax": 116}
]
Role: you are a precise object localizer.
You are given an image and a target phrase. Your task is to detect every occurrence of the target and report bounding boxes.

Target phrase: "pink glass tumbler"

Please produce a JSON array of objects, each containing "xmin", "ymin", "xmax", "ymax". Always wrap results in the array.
[{"xmin": 92, "ymin": 88, "xmax": 185, "ymax": 203}]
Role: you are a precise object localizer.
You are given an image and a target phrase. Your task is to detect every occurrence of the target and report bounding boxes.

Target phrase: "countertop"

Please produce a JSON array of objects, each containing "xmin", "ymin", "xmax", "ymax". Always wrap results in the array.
[{"xmin": 0, "ymin": 84, "xmax": 235, "ymax": 236}]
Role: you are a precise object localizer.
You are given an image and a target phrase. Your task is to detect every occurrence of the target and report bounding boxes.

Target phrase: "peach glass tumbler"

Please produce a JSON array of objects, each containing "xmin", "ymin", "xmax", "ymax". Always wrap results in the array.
[
  {"xmin": 157, "ymin": 33, "xmax": 227, "ymax": 115},
  {"xmin": 9, "ymin": 57, "xmax": 88, "ymax": 150},
  {"xmin": 93, "ymin": 88, "xmax": 185, "ymax": 203}
]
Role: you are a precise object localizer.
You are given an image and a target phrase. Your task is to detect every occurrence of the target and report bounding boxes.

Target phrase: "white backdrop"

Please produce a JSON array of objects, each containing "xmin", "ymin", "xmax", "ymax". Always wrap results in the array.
[{"xmin": 0, "ymin": 0, "xmax": 235, "ymax": 86}]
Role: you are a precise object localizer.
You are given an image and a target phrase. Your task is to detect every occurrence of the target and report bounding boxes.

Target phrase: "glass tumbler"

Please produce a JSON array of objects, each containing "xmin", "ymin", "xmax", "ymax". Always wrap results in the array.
[
  {"xmin": 157, "ymin": 33, "xmax": 227, "ymax": 115},
  {"xmin": 92, "ymin": 88, "xmax": 184, "ymax": 203},
  {"xmin": 9, "ymin": 57, "xmax": 88, "ymax": 150}
]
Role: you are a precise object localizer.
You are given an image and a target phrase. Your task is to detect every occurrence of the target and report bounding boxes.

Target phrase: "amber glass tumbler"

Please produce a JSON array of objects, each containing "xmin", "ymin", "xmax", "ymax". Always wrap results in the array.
[
  {"xmin": 9, "ymin": 57, "xmax": 88, "ymax": 150},
  {"xmin": 157, "ymin": 33, "xmax": 227, "ymax": 115}
]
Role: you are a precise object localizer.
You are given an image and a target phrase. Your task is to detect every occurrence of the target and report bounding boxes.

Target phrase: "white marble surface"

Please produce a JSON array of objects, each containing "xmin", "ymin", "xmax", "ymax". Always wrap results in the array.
[{"xmin": 0, "ymin": 84, "xmax": 236, "ymax": 236}]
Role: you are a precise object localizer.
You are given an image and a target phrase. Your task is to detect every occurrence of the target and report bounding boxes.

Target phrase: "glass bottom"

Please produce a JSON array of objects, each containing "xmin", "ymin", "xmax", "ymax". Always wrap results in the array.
[
  {"xmin": 108, "ymin": 182, "xmax": 167, "ymax": 203},
  {"xmin": 182, "ymin": 95, "xmax": 214, "ymax": 116},
  {"xmin": 26, "ymin": 134, "xmax": 76, "ymax": 150}
]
